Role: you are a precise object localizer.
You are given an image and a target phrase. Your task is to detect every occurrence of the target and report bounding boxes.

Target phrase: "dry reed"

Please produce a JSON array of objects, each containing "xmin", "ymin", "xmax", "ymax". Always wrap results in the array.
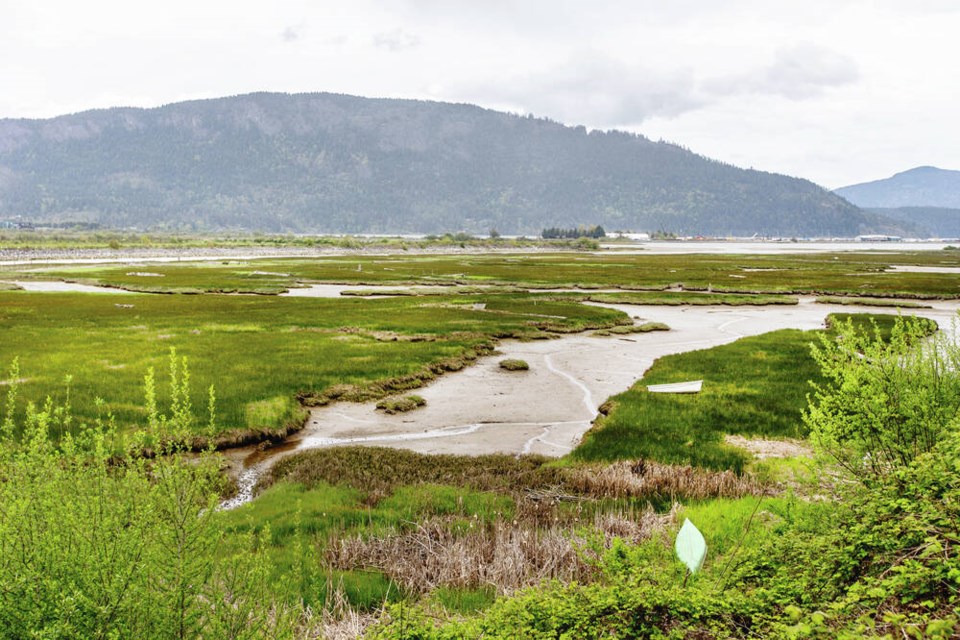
[
  {"xmin": 566, "ymin": 459, "xmax": 766, "ymax": 501},
  {"xmin": 325, "ymin": 507, "xmax": 675, "ymax": 596}
]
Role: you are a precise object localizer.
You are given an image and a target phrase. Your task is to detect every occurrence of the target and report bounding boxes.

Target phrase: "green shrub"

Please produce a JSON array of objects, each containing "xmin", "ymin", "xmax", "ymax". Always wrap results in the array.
[{"xmin": 806, "ymin": 315, "xmax": 959, "ymax": 484}]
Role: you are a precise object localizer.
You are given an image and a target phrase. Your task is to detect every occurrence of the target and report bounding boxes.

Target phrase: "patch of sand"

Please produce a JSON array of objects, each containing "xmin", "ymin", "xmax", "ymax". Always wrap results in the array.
[{"xmin": 12, "ymin": 280, "xmax": 132, "ymax": 294}]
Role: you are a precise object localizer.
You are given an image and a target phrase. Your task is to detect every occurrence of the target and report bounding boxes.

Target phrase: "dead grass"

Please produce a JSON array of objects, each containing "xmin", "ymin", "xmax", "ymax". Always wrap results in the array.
[
  {"xmin": 324, "ymin": 507, "xmax": 674, "ymax": 596},
  {"xmin": 565, "ymin": 459, "xmax": 766, "ymax": 501},
  {"xmin": 287, "ymin": 585, "xmax": 379, "ymax": 640},
  {"xmin": 268, "ymin": 447, "xmax": 768, "ymax": 507}
]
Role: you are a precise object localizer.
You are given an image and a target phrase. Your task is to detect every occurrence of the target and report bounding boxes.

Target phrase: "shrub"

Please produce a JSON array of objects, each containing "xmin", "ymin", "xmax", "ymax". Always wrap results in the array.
[{"xmin": 805, "ymin": 315, "xmax": 960, "ymax": 485}]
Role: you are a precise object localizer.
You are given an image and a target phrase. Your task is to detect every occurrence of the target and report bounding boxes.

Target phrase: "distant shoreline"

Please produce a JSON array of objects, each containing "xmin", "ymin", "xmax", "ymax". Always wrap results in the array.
[{"xmin": 1, "ymin": 238, "xmax": 955, "ymax": 266}]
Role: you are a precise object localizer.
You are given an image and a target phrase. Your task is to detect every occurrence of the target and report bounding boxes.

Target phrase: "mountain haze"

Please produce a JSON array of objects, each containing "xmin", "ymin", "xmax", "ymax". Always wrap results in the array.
[
  {"xmin": 836, "ymin": 166, "xmax": 960, "ymax": 209},
  {"xmin": 864, "ymin": 206, "xmax": 960, "ymax": 238},
  {"xmin": 0, "ymin": 92, "xmax": 877, "ymax": 236}
]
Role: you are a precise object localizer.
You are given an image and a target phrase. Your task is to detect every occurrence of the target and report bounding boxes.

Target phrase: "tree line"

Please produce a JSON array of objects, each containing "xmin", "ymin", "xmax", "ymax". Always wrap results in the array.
[{"xmin": 540, "ymin": 225, "xmax": 606, "ymax": 239}]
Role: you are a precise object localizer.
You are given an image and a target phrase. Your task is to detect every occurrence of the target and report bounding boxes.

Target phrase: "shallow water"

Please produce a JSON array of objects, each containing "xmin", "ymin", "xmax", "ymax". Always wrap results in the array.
[
  {"xmin": 11, "ymin": 280, "xmax": 133, "ymax": 294},
  {"xmin": 220, "ymin": 297, "xmax": 960, "ymax": 509}
]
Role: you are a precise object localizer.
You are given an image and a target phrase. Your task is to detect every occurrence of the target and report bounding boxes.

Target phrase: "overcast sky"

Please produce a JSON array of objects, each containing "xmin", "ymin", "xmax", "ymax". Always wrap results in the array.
[{"xmin": 2, "ymin": 0, "xmax": 957, "ymax": 188}]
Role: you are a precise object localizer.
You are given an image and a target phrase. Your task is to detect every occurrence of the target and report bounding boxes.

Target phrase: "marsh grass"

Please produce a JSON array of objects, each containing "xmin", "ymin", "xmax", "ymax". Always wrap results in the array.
[
  {"xmin": 266, "ymin": 447, "xmax": 566, "ymax": 504},
  {"xmin": 593, "ymin": 321, "xmax": 670, "ymax": 336},
  {"xmin": 498, "ymin": 359, "xmax": 529, "ymax": 371},
  {"xmin": 0, "ymin": 291, "xmax": 624, "ymax": 443},
  {"xmin": 13, "ymin": 250, "xmax": 960, "ymax": 297},
  {"xmin": 375, "ymin": 395, "xmax": 426, "ymax": 414},
  {"xmin": 815, "ymin": 295, "xmax": 932, "ymax": 308},
  {"xmin": 584, "ymin": 291, "xmax": 799, "ymax": 306},
  {"xmin": 574, "ymin": 313, "xmax": 937, "ymax": 472}
]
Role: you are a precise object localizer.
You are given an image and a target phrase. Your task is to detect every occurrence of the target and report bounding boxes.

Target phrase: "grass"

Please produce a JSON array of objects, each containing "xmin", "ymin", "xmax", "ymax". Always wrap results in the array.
[
  {"xmin": 593, "ymin": 321, "xmax": 670, "ymax": 336},
  {"xmin": 498, "ymin": 359, "xmax": 529, "ymax": 371},
  {"xmin": 815, "ymin": 295, "xmax": 932, "ymax": 308},
  {"xmin": 266, "ymin": 447, "xmax": 567, "ymax": 504},
  {"xmin": 0, "ymin": 291, "xmax": 625, "ymax": 444},
  {"xmin": 572, "ymin": 313, "xmax": 937, "ymax": 473},
  {"xmin": 8, "ymin": 250, "xmax": 960, "ymax": 297},
  {"xmin": 218, "ymin": 477, "xmax": 515, "ymax": 608},
  {"xmin": 582, "ymin": 291, "xmax": 800, "ymax": 305},
  {"xmin": 239, "ymin": 444, "xmax": 765, "ymax": 610},
  {"xmin": 375, "ymin": 395, "xmax": 426, "ymax": 414}
]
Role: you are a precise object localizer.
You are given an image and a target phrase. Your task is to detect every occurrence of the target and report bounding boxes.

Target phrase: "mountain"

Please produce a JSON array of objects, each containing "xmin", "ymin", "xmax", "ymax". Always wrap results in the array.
[
  {"xmin": 835, "ymin": 166, "xmax": 960, "ymax": 209},
  {"xmin": 865, "ymin": 206, "xmax": 960, "ymax": 238},
  {"xmin": 0, "ymin": 92, "xmax": 876, "ymax": 236}
]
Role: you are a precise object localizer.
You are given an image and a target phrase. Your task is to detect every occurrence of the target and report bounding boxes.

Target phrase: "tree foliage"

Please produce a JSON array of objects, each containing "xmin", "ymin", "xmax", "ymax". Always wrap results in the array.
[
  {"xmin": 804, "ymin": 315, "xmax": 957, "ymax": 484},
  {"xmin": 0, "ymin": 92, "xmax": 874, "ymax": 236},
  {"xmin": 0, "ymin": 366, "xmax": 302, "ymax": 639}
]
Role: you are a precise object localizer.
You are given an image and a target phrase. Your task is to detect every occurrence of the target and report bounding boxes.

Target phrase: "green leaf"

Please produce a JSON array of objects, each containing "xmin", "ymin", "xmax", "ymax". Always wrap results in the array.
[{"xmin": 675, "ymin": 518, "xmax": 707, "ymax": 574}]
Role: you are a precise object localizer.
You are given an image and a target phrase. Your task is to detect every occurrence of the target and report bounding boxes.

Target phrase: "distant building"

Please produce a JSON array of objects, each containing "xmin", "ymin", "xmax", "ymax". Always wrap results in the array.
[{"xmin": 0, "ymin": 218, "xmax": 35, "ymax": 230}]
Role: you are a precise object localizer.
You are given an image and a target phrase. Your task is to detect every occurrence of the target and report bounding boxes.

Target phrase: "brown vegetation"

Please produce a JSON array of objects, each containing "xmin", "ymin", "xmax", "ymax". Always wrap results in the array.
[{"xmin": 325, "ymin": 507, "xmax": 675, "ymax": 596}]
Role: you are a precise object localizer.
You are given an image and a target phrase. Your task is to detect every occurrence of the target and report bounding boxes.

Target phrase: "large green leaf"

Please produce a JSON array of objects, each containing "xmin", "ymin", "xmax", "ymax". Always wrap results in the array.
[{"xmin": 675, "ymin": 518, "xmax": 707, "ymax": 574}]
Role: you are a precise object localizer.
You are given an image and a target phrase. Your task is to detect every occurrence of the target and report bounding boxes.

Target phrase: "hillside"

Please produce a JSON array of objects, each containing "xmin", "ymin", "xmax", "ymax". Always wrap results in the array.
[
  {"xmin": 836, "ymin": 166, "xmax": 960, "ymax": 209},
  {"xmin": 865, "ymin": 206, "xmax": 960, "ymax": 238},
  {"xmin": 1, "ymin": 92, "xmax": 874, "ymax": 236}
]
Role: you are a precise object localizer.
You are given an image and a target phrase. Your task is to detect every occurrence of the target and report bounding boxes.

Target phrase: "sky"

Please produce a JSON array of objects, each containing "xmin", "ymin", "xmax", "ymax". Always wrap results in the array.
[{"xmin": 2, "ymin": 0, "xmax": 958, "ymax": 188}]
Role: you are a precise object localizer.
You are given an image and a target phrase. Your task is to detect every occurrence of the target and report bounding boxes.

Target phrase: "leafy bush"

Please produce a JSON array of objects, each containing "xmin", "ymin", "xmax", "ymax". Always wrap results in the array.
[
  {"xmin": 805, "ymin": 315, "xmax": 960, "ymax": 484},
  {"xmin": 0, "ymin": 396, "xmax": 301, "ymax": 638}
]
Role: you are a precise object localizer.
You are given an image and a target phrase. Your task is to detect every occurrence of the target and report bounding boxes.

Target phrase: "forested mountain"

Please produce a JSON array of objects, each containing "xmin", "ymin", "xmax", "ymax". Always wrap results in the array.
[
  {"xmin": 836, "ymin": 166, "xmax": 960, "ymax": 209},
  {"xmin": 0, "ymin": 92, "xmax": 879, "ymax": 236},
  {"xmin": 866, "ymin": 206, "xmax": 960, "ymax": 238}
]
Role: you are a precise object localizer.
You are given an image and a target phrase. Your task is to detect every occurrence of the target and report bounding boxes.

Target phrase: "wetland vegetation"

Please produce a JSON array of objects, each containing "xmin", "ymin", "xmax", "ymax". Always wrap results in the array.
[
  {"xmin": 1, "ymin": 245, "xmax": 958, "ymax": 638},
  {"xmin": 8, "ymin": 249, "xmax": 960, "ymax": 298}
]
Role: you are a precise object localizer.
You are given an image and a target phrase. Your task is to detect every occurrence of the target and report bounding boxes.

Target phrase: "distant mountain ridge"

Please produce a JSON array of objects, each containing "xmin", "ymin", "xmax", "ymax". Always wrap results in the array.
[
  {"xmin": 864, "ymin": 206, "xmax": 960, "ymax": 239},
  {"xmin": 835, "ymin": 166, "xmax": 960, "ymax": 238},
  {"xmin": 836, "ymin": 166, "xmax": 960, "ymax": 209},
  {"xmin": 0, "ymin": 91, "xmax": 883, "ymax": 236}
]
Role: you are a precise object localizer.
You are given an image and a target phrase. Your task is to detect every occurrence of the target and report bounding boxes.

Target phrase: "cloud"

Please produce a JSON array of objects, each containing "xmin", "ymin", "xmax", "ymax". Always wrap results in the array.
[
  {"xmin": 455, "ymin": 45, "xmax": 859, "ymax": 129},
  {"xmin": 372, "ymin": 28, "xmax": 421, "ymax": 52},
  {"xmin": 705, "ymin": 44, "xmax": 859, "ymax": 100},
  {"xmin": 462, "ymin": 52, "xmax": 704, "ymax": 126},
  {"xmin": 280, "ymin": 26, "xmax": 300, "ymax": 43}
]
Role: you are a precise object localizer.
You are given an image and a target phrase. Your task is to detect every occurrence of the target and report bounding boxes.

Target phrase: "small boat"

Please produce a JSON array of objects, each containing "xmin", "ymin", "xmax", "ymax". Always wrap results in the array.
[{"xmin": 647, "ymin": 380, "xmax": 703, "ymax": 394}]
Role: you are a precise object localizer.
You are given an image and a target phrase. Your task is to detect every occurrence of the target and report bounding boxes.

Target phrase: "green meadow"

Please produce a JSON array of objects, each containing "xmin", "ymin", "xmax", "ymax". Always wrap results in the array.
[
  {"xmin": 1, "ymin": 247, "xmax": 958, "ymax": 638},
  {"xmin": 572, "ymin": 313, "xmax": 935, "ymax": 472},
  {"xmin": 8, "ymin": 249, "xmax": 960, "ymax": 297},
  {"xmin": 0, "ymin": 291, "xmax": 624, "ymax": 444}
]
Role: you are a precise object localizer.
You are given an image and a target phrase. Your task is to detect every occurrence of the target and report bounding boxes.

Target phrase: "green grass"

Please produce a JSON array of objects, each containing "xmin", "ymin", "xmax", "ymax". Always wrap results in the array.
[
  {"xmin": 431, "ymin": 586, "xmax": 498, "ymax": 613},
  {"xmin": 499, "ymin": 359, "xmax": 529, "ymax": 371},
  {"xmin": 219, "ymin": 478, "xmax": 514, "ymax": 607},
  {"xmin": 376, "ymin": 394, "xmax": 426, "ymax": 414},
  {"xmin": 582, "ymin": 291, "xmax": 799, "ymax": 305},
  {"xmin": 8, "ymin": 250, "xmax": 960, "ymax": 297},
  {"xmin": 572, "ymin": 313, "xmax": 936, "ymax": 472},
  {"xmin": 0, "ymin": 291, "xmax": 624, "ymax": 443},
  {"xmin": 815, "ymin": 295, "xmax": 932, "ymax": 308},
  {"xmin": 268, "ymin": 446, "xmax": 568, "ymax": 503},
  {"xmin": 593, "ymin": 321, "xmax": 670, "ymax": 336}
]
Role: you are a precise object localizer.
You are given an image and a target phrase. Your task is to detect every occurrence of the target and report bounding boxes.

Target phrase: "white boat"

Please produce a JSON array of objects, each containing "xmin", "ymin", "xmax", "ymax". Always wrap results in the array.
[{"xmin": 646, "ymin": 380, "xmax": 703, "ymax": 394}]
